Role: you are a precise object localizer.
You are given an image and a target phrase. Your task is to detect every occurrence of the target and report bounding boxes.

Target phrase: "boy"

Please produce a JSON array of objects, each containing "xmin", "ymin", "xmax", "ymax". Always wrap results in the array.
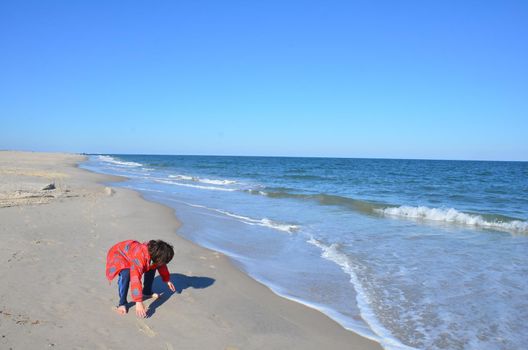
[{"xmin": 106, "ymin": 239, "xmax": 176, "ymax": 317}]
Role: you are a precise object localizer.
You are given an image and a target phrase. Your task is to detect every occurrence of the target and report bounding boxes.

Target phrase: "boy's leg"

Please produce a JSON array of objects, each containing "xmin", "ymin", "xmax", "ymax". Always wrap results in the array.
[
  {"xmin": 142, "ymin": 269, "xmax": 156, "ymax": 296},
  {"xmin": 117, "ymin": 268, "xmax": 130, "ymax": 306}
]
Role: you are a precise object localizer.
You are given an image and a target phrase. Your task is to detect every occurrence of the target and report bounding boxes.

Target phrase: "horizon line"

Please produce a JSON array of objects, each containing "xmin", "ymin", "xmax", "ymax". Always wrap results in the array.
[
  {"xmin": 1, "ymin": 149, "xmax": 525, "ymax": 163},
  {"xmin": 85, "ymin": 152, "xmax": 528, "ymax": 163}
]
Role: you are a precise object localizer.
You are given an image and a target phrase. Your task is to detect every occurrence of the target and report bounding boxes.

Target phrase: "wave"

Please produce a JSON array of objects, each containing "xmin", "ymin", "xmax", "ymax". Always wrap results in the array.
[
  {"xmin": 247, "ymin": 189, "xmax": 268, "ymax": 196},
  {"xmin": 97, "ymin": 155, "xmax": 142, "ymax": 167},
  {"xmin": 376, "ymin": 206, "xmax": 528, "ymax": 233},
  {"xmin": 168, "ymin": 174, "xmax": 195, "ymax": 181},
  {"xmin": 155, "ymin": 179, "xmax": 237, "ymax": 192},
  {"xmin": 307, "ymin": 238, "xmax": 415, "ymax": 350},
  {"xmin": 200, "ymin": 178, "xmax": 237, "ymax": 185},
  {"xmin": 168, "ymin": 174, "xmax": 237, "ymax": 185},
  {"xmin": 281, "ymin": 174, "xmax": 326, "ymax": 180},
  {"xmin": 250, "ymin": 189, "xmax": 528, "ymax": 234},
  {"xmin": 250, "ymin": 190, "xmax": 385, "ymax": 215},
  {"xmin": 183, "ymin": 202, "xmax": 299, "ymax": 233}
]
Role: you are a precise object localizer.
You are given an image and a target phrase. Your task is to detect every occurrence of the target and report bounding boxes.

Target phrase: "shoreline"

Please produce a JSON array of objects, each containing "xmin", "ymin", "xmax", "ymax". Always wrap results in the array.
[{"xmin": 0, "ymin": 151, "xmax": 381, "ymax": 349}]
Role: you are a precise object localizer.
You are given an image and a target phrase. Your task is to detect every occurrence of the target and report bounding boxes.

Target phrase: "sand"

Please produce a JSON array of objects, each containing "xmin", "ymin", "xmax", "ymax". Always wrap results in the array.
[{"xmin": 0, "ymin": 151, "xmax": 382, "ymax": 350}]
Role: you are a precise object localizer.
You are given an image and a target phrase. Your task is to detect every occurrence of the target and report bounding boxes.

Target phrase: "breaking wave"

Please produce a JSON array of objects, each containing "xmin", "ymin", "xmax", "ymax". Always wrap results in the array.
[
  {"xmin": 168, "ymin": 174, "xmax": 195, "ymax": 181},
  {"xmin": 248, "ymin": 190, "xmax": 386, "ymax": 215},
  {"xmin": 155, "ymin": 179, "xmax": 236, "ymax": 192},
  {"xmin": 169, "ymin": 174, "xmax": 237, "ymax": 185},
  {"xmin": 249, "ymin": 188, "xmax": 528, "ymax": 234},
  {"xmin": 98, "ymin": 155, "xmax": 142, "ymax": 167},
  {"xmin": 376, "ymin": 206, "xmax": 528, "ymax": 233}
]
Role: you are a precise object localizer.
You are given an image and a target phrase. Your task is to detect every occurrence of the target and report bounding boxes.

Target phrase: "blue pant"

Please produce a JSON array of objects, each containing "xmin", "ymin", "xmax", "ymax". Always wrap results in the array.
[{"xmin": 117, "ymin": 268, "xmax": 156, "ymax": 306}]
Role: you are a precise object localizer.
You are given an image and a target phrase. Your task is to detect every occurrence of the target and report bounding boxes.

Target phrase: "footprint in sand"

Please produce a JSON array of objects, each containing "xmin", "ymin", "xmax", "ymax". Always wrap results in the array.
[
  {"xmin": 136, "ymin": 319, "xmax": 156, "ymax": 337},
  {"xmin": 7, "ymin": 251, "xmax": 22, "ymax": 263}
]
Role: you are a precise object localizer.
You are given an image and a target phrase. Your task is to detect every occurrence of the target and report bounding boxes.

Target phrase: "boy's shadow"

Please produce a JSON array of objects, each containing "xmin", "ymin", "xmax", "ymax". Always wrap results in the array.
[{"xmin": 146, "ymin": 273, "xmax": 215, "ymax": 317}]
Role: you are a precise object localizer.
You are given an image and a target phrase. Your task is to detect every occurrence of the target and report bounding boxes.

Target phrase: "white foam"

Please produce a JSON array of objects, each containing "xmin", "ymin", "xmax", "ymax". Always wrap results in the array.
[
  {"xmin": 169, "ymin": 174, "xmax": 237, "ymax": 186},
  {"xmin": 97, "ymin": 155, "xmax": 142, "ymax": 167},
  {"xmin": 307, "ymin": 237, "xmax": 416, "ymax": 350},
  {"xmin": 168, "ymin": 174, "xmax": 237, "ymax": 185},
  {"xmin": 199, "ymin": 178, "xmax": 237, "ymax": 185},
  {"xmin": 168, "ymin": 174, "xmax": 195, "ymax": 181},
  {"xmin": 376, "ymin": 206, "xmax": 528, "ymax": 233},
  {"xmin": 182, "ymin": 202, "xmax": 299, "ymax": 233},
  {"xmin": 155, "ymin": 179, "xmax": 237, "ymax": 192}
]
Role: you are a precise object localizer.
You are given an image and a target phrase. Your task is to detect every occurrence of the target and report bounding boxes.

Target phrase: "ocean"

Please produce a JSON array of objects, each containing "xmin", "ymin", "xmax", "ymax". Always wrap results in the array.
[{"xmin": 81, "ymin": 155, "xmax": 528, "ymax": 350}]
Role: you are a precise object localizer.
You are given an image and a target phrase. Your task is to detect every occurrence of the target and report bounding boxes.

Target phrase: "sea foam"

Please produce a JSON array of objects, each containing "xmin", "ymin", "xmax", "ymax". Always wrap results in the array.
[
  {"xmin": 169, "ymin": 174, "xmax": 237, "ymax": 185},
  {"xmin": 307, "ymin": 237, "xmax": 416, "ymax": 350},
  {"xmin": 168, "ymin": 174, "xmax": 195, "ymax": 181},
  {"xmin": 98, "ymin": 155, "xmax": 142, "ymax": 167},
  {"xmin": 376, "ymin": 206, "xmax": 528, "ymax": 233},
  {"xmin": 155, "ymin": 179, "xmax": 237, "ymax": 192},
  {"xmin": 183, "ymin": 202, "xmax": 299, "ymax": 233}
]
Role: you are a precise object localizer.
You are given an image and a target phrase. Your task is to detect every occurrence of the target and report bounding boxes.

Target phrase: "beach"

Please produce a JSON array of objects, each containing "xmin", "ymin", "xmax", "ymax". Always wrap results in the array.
[
  {"xmin": 77, "ymin": 153, "xmax": 528, "ymax": 350},
  {"xmin": 0, "ymin": 151, "xmax": 381, "ymax": 350}
]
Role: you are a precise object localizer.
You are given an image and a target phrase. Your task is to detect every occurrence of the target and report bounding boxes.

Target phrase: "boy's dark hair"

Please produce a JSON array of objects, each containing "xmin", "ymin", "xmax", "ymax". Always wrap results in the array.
[{"xmin": 147, "ymin": 240, "xmax": 174, "ymax": 265}]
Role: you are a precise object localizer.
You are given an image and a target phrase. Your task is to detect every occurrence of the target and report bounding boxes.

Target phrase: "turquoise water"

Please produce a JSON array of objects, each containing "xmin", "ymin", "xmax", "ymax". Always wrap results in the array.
[{"xmin": 82, "ymin": 155, "xmax": 528, "ymax": 350}]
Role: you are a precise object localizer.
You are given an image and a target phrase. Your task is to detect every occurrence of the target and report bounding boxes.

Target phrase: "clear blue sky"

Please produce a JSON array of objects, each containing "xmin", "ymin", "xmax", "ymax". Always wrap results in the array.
[{"xmin": 1, "ymin": 1, "xmax": 527, "ymax": 160}]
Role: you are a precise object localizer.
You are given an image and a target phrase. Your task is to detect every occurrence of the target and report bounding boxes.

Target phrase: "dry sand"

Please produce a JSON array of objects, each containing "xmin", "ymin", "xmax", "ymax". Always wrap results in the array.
[{"xmin": 0, "ymin": 151, "xmax": 382, "ymax": 350}]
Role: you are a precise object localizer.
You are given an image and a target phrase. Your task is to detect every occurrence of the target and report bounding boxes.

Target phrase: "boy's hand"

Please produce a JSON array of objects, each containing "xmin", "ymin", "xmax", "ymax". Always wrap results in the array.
[
  {"xmin": 167, "ymin": 281, "xmax": 176, "ymax": 292},
  {"xmin": 135, "ymin": 301, "xmax": 147, "ymax": 318}
]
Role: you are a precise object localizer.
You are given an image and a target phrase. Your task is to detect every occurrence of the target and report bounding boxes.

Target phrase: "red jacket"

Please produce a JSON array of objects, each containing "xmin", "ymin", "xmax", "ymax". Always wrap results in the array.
[{"xmin": 106, "ymin": 240, "xmax": 170, "ymax": 302}]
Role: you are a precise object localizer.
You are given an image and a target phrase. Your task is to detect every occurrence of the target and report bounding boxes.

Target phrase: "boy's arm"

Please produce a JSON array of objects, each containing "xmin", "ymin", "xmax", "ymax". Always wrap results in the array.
[
  {"xmin": 157, "ymin": 264, "xmax": 176, "ymax": 292},
  {"xmin": 129, "ymin": 264, "xmax": 144, "ymax": 302},
  {"xmin": 157, "ymin": 264, "xmax": 170, "ymax": 282}
]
